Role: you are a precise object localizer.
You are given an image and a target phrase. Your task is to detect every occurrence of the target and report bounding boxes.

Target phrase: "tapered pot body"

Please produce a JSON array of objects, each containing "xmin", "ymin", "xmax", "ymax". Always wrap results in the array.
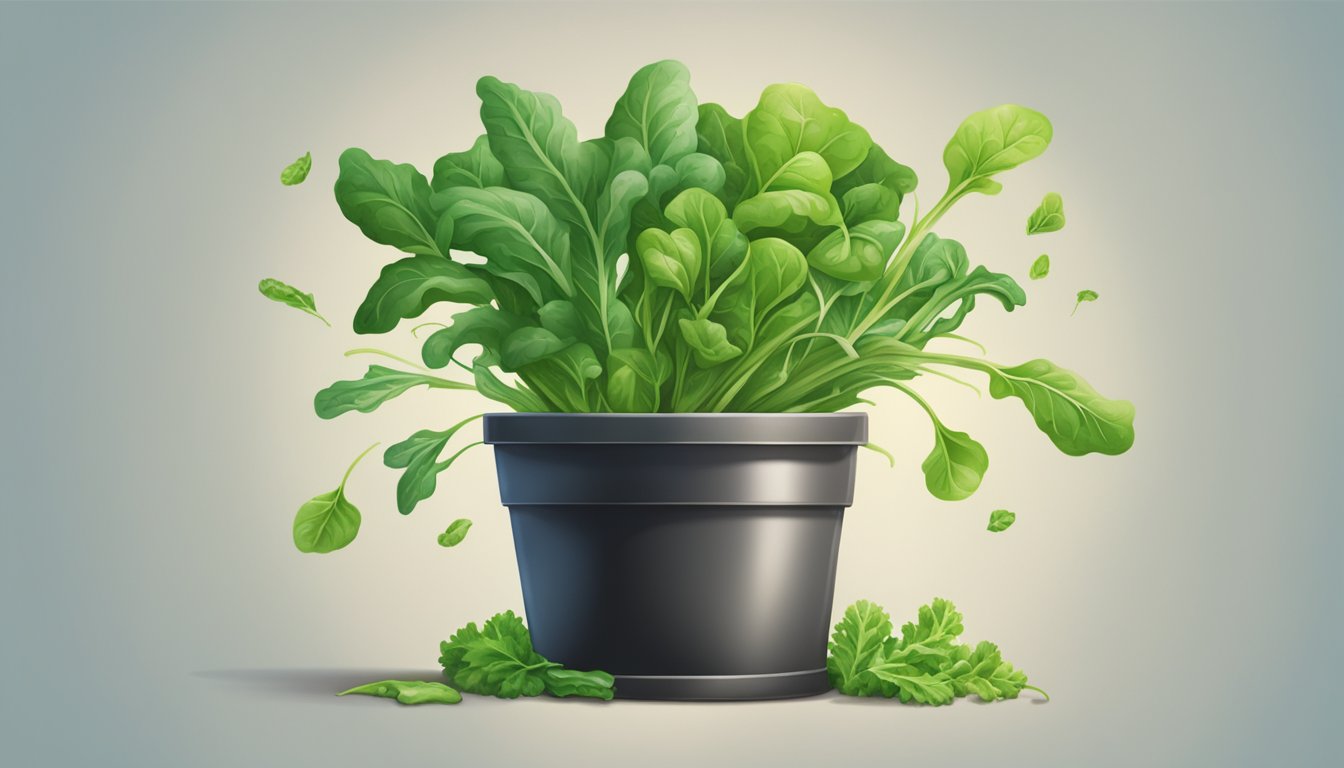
[{"xmin": 484, "ymin": 413, "xmax": 865, "ymax": 701}]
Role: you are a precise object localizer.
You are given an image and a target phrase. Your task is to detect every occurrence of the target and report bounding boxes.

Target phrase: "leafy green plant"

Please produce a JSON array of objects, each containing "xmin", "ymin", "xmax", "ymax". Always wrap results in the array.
[
  {"xmin": 439, "ymin": 611, "xmax": 615, "ymax": 700},
  {"xmin": 988, "ymin": 509, "xmax": 1016, "ymax": 532},
  {"xmin": 338, "ymin": 679, "xmax": 462, "ymax": 705},
  {"xmin": 827, "ymin": 598, "xmax": 1046, "ymax": 705}
]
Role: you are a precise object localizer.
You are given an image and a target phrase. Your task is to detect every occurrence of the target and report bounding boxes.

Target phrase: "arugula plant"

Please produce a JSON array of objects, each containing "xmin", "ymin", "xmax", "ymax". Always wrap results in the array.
[
  {"xmin": 303, "ymin": 59, "xmax": 1134, "ymax": 523},
  {"xmin": 828, "ymin": 598, "xmax": 1046, "ymax": 705}
]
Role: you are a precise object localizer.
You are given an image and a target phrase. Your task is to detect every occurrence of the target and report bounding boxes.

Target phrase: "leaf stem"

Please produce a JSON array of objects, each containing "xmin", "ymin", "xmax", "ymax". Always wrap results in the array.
[
  {"xmin": 345, "ymin": 347, "xmax": 431, "ymax": 372},
  {"xmin": 340, "ymin": 441, "xmax": 381, "ymax": 491}
]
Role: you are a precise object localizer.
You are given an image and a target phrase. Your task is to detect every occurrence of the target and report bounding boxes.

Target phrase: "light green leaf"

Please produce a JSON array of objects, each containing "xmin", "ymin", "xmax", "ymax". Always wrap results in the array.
[
  {"xmin": 921, "ymin": 423, "xmax": 989, "ymax": 502},
  {"xmin": 258, "ymin": 278, "xmax": 330, "ymax": 326},
  {"xmin": 293, "ymin": 442, "xmax": 377, "ymax": 553},
  {"xmin": 896, "ymin": 597, "xmax": 965, "ymax": 652},
  {"xmin": 1072, "ymin": 289, "xmax": 1099, "ymax": 315},
  {"xmin": 678, "ymin": 317, "xmax": 742, "ymax": 367},
  {"xmin": 432, "ymin": 135, "xmax": 506, "ymax": 191},
  {"xmin": 664, "ymin": 188, "xmax": 747, "ymax": 282},
  {"xmin": 943, "ymin": 105, "xmax": 1052, "ymax": 198},
  {"xmin": 807, "ymin": 220, "xmax": 904, "ymax": 282},
  {"xmin": 314, "ymin": 365, "xmax": 473, "ymax": 419},
  {"xmin": 433, "ymin": 186, "xmax": 574, "ymax": 301},
  {"xmin": 438, "ymin": 518, "xmax": 473, "ymax": 548},
  {"xmin": 986, "ymin": 358, "xmax": 1134, "ymax": 455},
  {"xmin": 280, "ymin": 151, "xmax": 312, "ymax": 186},
  {"xmin": 733, "ymin": 189, "xmax": 840, "ymax": 234},
  {"xmin": 839, "ymin": 183, "xmax": 902, "ymax": 226},
  {"xmin": 635, "ymin": 227, "xmax": 701, "ymax": 299},
  {"xmin": 696, "ymin": 103, "xmax": 750, "ymax": 206},
  {"xmin": 353, "ymin": 255, "xmax": 494, "ymax": 334},
  {"xmin": 1029, "ymin": 254, "xmax": 1050, "ymax": 280},
  {"xmin": 944, "ymin": 641, "xmax": 1045, "ymax": 702},
  {"xmin": 1026, "ymin": 192, "xmax": 1065, "ymax": 234},
  {"xmin": 421, "ymin": 307, "xmax": 530, "ymax": 369},
  {"xmin": 334, "ymin": 148, "xmax": 441, "ymax": 256},
  {"xmin": 605, "ymin": 60, "xmax": 699, "ymax": 167},
  {"xmin": 826, "ymin": 599, "xmax": 893, "ymax": 697},
  {"xmin": 384, "ymin": 416, "xmax": 483, "ymax": 515},
  {"xmin": 760, "ymin": 150, "xmax": 833, "ymax": 195},
  {"xmin": 743, "ymin": 83, "xmax": 872, "ymax": 187},
  {"xmin": 606, "ymin": 348, "xmax": 672, "ymax": 412},
  {"xmin": 439, "ymin": 611, "xmax": 614, "ymax": 700},
  {"xmin": 500, "ymin": 327, "xmax": 570, "ymax": 370},
  {"xmin": 987, "ymin": 509, "xmax": 1016, "ymax": 532},
  {"xmin": 338, "ymin": 680, "xmax": 462, "ymax": 705}
]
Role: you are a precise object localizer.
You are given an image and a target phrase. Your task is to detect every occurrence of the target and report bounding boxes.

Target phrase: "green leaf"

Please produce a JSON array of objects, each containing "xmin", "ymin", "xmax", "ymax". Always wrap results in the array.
[
  {"xmin": 943, "ymin": 105, "xmax": 1052, "ymax": 198},
  {"xmin": 807, "ymin": 220, "xmax": 904, "ymax": 282},
  {"xmin": 696, "ymin": 103, "xmax": 750, "ymax": 206},
  {"xmin": 1073, "ymin": 289, "xmax": 1099, "ymax": 315},
  {"xmin": 519, "ymin": 343, "xmax": 603, "ymax": 412},
  {"xmin": 605, "ymin": 60, "xmax": 699, "ymax": 167},
  {"xmin": 743, "ymin": 83, "xmax": 872, "ymax": 187},
  {"xmin": 280, "ymin": 151, "xmax": 312, "ymax": 186},
  {"xmin": 839, "ymin": 183, "xmax": 902, "ymax": 226},
  {"xmin": 986, "ymin": 358, "xmax": 1135, "ymax": 455},
  {"xmin": 439, "ymin": 610, "xmax": 614, "ymax": 700},
  {"xmin": 258, "ymin": 278, "xmax": 330, "ymax": 326},
  {"xmin": 944, "ymin": 641, "xmax": 1045, "ymax": 702},
  {"xmin": 1029, "ymin": 254, "xmax": 1050, "ymax": 280},
  {"xmin": 863, "ymin": 663, "xmax": 956, "ymax": 706},
  {"xmin": 473, "ymin": 364, "xmax": 551, "ymax": 412},
  {"xmin": 988, "ymin": 509, "xmax": 1016, "ymax": 533},
  {"xmin": 921, "ymin": 422, "xmax": 989, "ymax": 502},
  {"xmin": 500, "ymin": 327, "xmax": 570, "ymax": 370},
  {"xmin": 678, "ymin": 317, "xmax": 742, "ymax": 367},
  {"xmin": 334, "ymin": 148, "xmax": 441, "ymax": 256},
  {"xmin": 745, "ymin": 237, "xmax": 809, "ymax": 315},
  {"xmin": 826, "ymin": 599, "xmax": 894, "ymax": 696},
  {"xmin": 664, "ymin": 188, "xmax": 747, "ymax": 282},
  {"xmin": 432, "ymin": 135, "xmax": 505, "ymax": 191},
  {"xmin": 420, "ymin": 307, "xmax": 531, "ymax": 369},
  {"xmin": 537, "ymin": 299, "xmax": 584, "ymax": 340},
  {"xmin": 384, "ymin": 415, "xmax": 482, "ymax": 515},
  {"xmin": 314, "ymin": 365, "xmax": 473, "ymax": 419},
  {"xmin": 353, "ymin": 255, "xmax": 494, "ymax": 334},
  {"xmin": 292, "ymin": 442, "xmax": 378, "ymax": 553},
  {"xmin": 1026, "ymin": 192, "xmax": 1065, "ymax": 235},
  {"xmin": 438, "ymin": 518, "xmax": 473, "ymax": 548},
  {"xmin": 607, "ymin": 348, "xmax": 672, "ymax": 412},
  {"xmin": 733, "ymin": 189, "xmax": 840, "ymax": 235},
  {"xmin": 338, "ymin": 679, "xmax": 462, "ymax": 705},
  {"xmin": 635, "ymin": 227, "xmax": 701, "ymax": 300},
  {"xmin": 896, "ymin": 597, "xmax": 965, "ymax": 652},
  {"xmin": 433, "ymin": 186, "xmax": 574, "ymax": 300}
]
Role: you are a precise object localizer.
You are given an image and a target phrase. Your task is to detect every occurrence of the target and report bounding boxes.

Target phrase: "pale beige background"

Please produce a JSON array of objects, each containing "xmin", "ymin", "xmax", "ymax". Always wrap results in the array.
[{"xmin": 2, "ymin": 2, "xmax": 1339, "ymax": 766}]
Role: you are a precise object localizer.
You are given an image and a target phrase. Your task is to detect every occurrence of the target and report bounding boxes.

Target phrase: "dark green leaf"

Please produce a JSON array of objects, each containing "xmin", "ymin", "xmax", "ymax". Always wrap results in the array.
[
  {"xmin": 1026, "ymin": 192, "xmax": 1065, "ymax": 235},
  {"xmin": 258, "ymin": 278, "xmax": 330, "ymax": 326},
  {"xmin": 696, "ymin": 103, "xmax": 750, "ymax": 206},
  {"xmin": 420, "ymin": 307, "xmax": 531, "ymax": 369},
  {"xmin": 334, "ymin": 148, "xmax": 441, "ymax": 256},
  {"xmin": 432, "ymin": 186, "xmax": 574, "ymax": 301},
  {"xmin": 314, "ymin": 365, "xmax": 473, "ymax": 419},
  {"xmin": 353, "ymin": 255, "xmax": 494, "ymax": 334},
  {"xmin": 384, "ymin": 416, "xmax": 482, "ymax": 515},
  {"xmin": 292, "ymin": 443, "xmax": 377, "ymax": 553}
]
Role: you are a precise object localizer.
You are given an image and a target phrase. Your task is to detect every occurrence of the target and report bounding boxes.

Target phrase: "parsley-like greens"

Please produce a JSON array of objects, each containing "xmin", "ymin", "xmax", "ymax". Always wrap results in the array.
[{"xmin": 439, "ymin": 611, "xmax": 615, "ymax": 700}]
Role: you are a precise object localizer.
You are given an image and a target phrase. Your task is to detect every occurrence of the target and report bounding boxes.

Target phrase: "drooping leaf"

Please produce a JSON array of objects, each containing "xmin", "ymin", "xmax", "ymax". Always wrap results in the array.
[
  {"xmin": 438, "ymin": 518, "xmax": 473, "ymax": 548},
  {"xmin": 943, "ymin": 105, "xmax": 1052, "ymax": 198},
  {"xmin": 432, "ymin": 135, "xmax": 506, "ymax": 191},
  {"xmin": 314, "ymin": 365, "xmax": 473, "ymax": 419},
  {"xmin": 433, "ymin": 186, "xmax": 575, "ymax": 301},
  {"xmin": 1029, "ymin": 254, "xmax": 1050, "ymax": 280},
  {"xmin": 258, "ymin": 278, "xmax": 330, "ymax": 326},
  {"xmin": 280, "ymin": 151, "xmax": 312, "ymax": 186},
  {"xmin": 1026, "ymin": 192, "xmax": 1065, "ymax": 235},
  {"xmin": 337, "ymin": 679, "xmax": 462, "ymax": 705},
  {"xmin": 678, "ymin": 316, "xmax": 743, "ymax": 367},
  {"xmin": 987, "ymin": 509, "xmax": 1016, "ymax": 532},
  {"xmin": 384, "ymin": 415, "xmax": 482, "ymax": 514},
  {"xmin": 1072, "ymin": 289, "xmax": 1099, "ymax": 315},
  {"xmin": 985, "ymin": 358, "xmax": 1134, "ymax": 455},
  {"xmin": 292, "ymin": 443, "xmax": 378, "ymax": 553},
  {"xmin": 605, "ymin": 59, "xmax": 699, "ymax": 167},
  {"xmin": 944, "ymin": 641, "xmax": 1045, "ymax": 702},
  {"xmin": 334, "ymin": 148, "xmax": 442, "ymax": 256},
  {"xmin": 921, "ymin": 422, "xmax": 989, "ymax": 501},
  {"xmin": 420, "ymin": 307, "xmax": 532, "ymax": 369},
  {"xmin": 353, "ymin": 255, "xmax": 494, "ymax": 334}
]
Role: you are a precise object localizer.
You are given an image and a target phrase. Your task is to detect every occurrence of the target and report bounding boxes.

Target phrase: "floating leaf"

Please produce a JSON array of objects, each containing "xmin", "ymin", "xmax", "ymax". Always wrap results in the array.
[
  {"xmin": 1029, "ymin": 254, "xmax": 1050, "ymax": 280},
  {"xmin": 438, "ymin": 518, "xmax": 473, "ymax": 548},
  {"xmin": 1026, "ymin": 192, "xmax": 1065, "ymax": 234},
  {"xmin": 1072, "ymin": 289, "xmax": 1099, "ymax": 315},
  {"xmin": 280, "ymin": 152, "xmax": 312, "ymax": 186},
  {"xmin": 258, "ymin": 278, "xmax": 329, "ymax": 326},
  {"xmin": 292, "ymin": 443, "xmax": 378, "ymax": 553},
  {"xmin": 988, "ymin": 509, "xmax": 1016, "ymax": 532}
]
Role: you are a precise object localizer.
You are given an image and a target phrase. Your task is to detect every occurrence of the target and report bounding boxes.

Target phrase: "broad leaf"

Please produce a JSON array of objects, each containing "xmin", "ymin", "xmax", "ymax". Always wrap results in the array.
[
  {"xmin": 743, "ymin": 83, "xmax": 872, "ymax": 186},
  {"xmin": 678, "ymin": 316, "xmax": 743, "ymax": 367},
  {"xmin": 1029, "ymin": 254, "xmax": 1050, "ymax": 280},
  {"xmin": 605, "ymin": 59, "xmax": 699, "ymax": 167},
  {"xmin": 433, "ymin": 186, "xmax": 574, "ymax": 301},
  {"xmin": 292, "ymin": 443, "xmax": 377, "ymax": 553},
  {"xmin": 943, "ymin": 104, "xmax": 1052, "ymax": 197},
  {"xmin": 807, "ymin": 220, "xmax": 904, "ymax": 282},
  {"xmin": 664, "ymin": 188, "xmax": 747, "ymax": 282},
  {"xmin": 987, "ymin": 509, "xmax": 1016, "ymax": 533},
  {"xmin": 986, "ymin": 358, "xmax": 1134, "ymax": 455},
  {"xmin": 696, "ymin": 103, "xmax": 750, "ymax": 206},
  {"xmin": 636, "ymin": 227, "xmax": 701, "ymax": 300},
  {"xmin": 335, "ymin": 148, "xmax": 441, "ymax": 256},
  {"xmin": 280, "ymin": 151, "xmax": 311, "ymax": 186},
  {"xmin": 432, "ymin": 135, "xmax": 506, "ymax": 191},
  {"xmin": 421, "ymin": 307, "xmax": 532, "ymax": 369},
  {"xmin": 258, "ymin": 278, "xmax": 329, "ymax": 326},
  {"xmin": 921, "ymin": 422, "xmax": 989, "ymax": 501},
  {"xmin": 500, "ymin": 327, "xmax": 570, "ymax": 370},
  {"xmin": 438, "ymin": 518, "xmax": 473, "ymax": 548},
  {"xmin": 353, "ymin": 255, "xmax": 494, "ymax": 334}
]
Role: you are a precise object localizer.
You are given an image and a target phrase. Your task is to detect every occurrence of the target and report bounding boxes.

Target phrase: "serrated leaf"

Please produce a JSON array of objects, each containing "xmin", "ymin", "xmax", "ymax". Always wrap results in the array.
[
  {"xmin": 921, "ymin": 423, "xmax": 988, "ymax": 501},
  {"xmin": 988, "ymin": 509, "xmax": 1016, "ymax": 532},
  {"xmin": 863, "ymin": 663, "xmax": 956, "ymax": 706},
  {"xmin": 826, "ymin": 599, "xmax": 893, "ymax": 696},
  {"xmin": 258, "ymin": 278, "xmax": 330, "ymax": 326},
  {"xmin": 897, "ymin": 597, "xmax": 965, "ymax": 652},
  {"xmin": 1029, "ymin": 254, "xmax": 1050, "ymax": 280},
  {"xmin": 280, "ymin": 151, "xmax": 312, "ymax": 186},
  {"xmin": 439, "ymin": 611, "xmax": 614, "ymax": 700},
  {"xmin": 438, "ymin": 518, "xmax": 473, "ymax": 548},
  {"xmin": 353, "ymin": 255, "xmax": 494, "ymax": 334}
]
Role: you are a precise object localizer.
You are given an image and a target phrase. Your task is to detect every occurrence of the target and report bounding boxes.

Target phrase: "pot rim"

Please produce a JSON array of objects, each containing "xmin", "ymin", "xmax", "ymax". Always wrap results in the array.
[{"xmin": 482, "ymin": 412, "xmax": 868, "ymax": 445}]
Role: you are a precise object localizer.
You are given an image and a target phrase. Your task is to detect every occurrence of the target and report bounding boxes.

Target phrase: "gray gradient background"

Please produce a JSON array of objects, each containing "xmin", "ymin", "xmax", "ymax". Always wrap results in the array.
[{"xmin": 2, "ymin": 1, "xmax": 1339, "ymax": 766}]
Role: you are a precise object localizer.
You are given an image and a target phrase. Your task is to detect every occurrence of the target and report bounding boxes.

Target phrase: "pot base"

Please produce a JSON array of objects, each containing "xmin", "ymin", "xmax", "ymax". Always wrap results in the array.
[{"xmin": 612, "ymin": 669, "xmax": 831, "ymax": 701}]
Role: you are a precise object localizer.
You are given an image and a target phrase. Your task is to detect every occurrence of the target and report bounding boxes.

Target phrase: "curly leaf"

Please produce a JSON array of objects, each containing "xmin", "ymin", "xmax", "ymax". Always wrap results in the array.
[
  {"xmin": 280, "ymin": 151, "xmax": 311, "ymax": 186},
  {"xmin": 439, "ymin": 611, "xmax": 614, "ymax": 701},
  {"xmin": 1029, "ymin": 254, "xmax": 1050, "ymax": 280},
  {"xmin": 826, "ymin": 599, "xmax": 893, "ymax": 696}
]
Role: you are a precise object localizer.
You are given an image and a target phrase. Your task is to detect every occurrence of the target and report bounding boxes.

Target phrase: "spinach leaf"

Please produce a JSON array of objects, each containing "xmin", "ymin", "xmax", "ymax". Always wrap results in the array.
[
  {"xmin": 292, "ymin": 442, "xmax": 378, "ymax": 553},
  {"xmin": 432, "ymin": 135, "xmax": 505, "ymax": 192},
  {"xmin": 334, "ymin": 148, "xmax": 442, "ymax": 256},
  {"xmin": 984, "ymin": 358, "xmax": 1134, "ymax": 455},
  {"xmin": 433, "ymin": 186, "xmax": 575, "ymax": 301},
  {"xmin": 437, "ymin": 518, "xmax": 473, "ymax": 548},
  {"xmin": 314, "ymin": 365, "xmax": 473, "ymax": 419},
  {"xmin": 420, "ymin": 307, "xmax": 531, "ymax": 369},
  {"xmin": 743, "ymin": 84, "xmax": 872, "ymax": 186},
  {"xmin": 280, "ymin": 151, "xmax": 311, "ymax": 186},
  {"xmin": 1029, "ymin": 254, "xmax": 1050, "ymax": 280},
  {"xmin": 987, "ymin": 509, "xmax": 1016, "ymax": 532},
  {"xmin": 338, "ymin": 680, "xmax": 462, "ymax": 705},
  {"xmin": 943, "ymin": 105, "xmax": 1052, "ymax": 198},
  {"xmin": 605, "ymin": 59, "xmax": 699, "ymax": 167},
  {"xmin": 1026, "ymin": 192, "xmax": 1065, "ymax": 234},
  {"xmin": 679, "ymin": 316, "xmax": 742, "ymax": 367},
  {"xmin": 354, "ymin": 255, "xmax": 494, "ymax": 334},
  {"xmin": 258, "ymin": 278, "xmax": 329, "ymax": 326},
  {"xmin": 695, "ymin": 103, "xmax": 750, "ymax": 206},
  {"xmin": 1073, "ymin": 289, "xmax": 1099, "ymax": 315},
  {"xmin": 922, "ymin": 423, "xmax": 989, "ymax": 502},
  {"xmin": 384, "ymin": 414, "xmax": 483, "ymax": 514}
]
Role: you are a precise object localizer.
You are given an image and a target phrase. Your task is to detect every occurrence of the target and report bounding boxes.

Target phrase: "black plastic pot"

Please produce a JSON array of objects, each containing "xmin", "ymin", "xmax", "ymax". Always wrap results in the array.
[{"xmin": 484, "ymin": 413, "xmax": 866, "ymax": 701}]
